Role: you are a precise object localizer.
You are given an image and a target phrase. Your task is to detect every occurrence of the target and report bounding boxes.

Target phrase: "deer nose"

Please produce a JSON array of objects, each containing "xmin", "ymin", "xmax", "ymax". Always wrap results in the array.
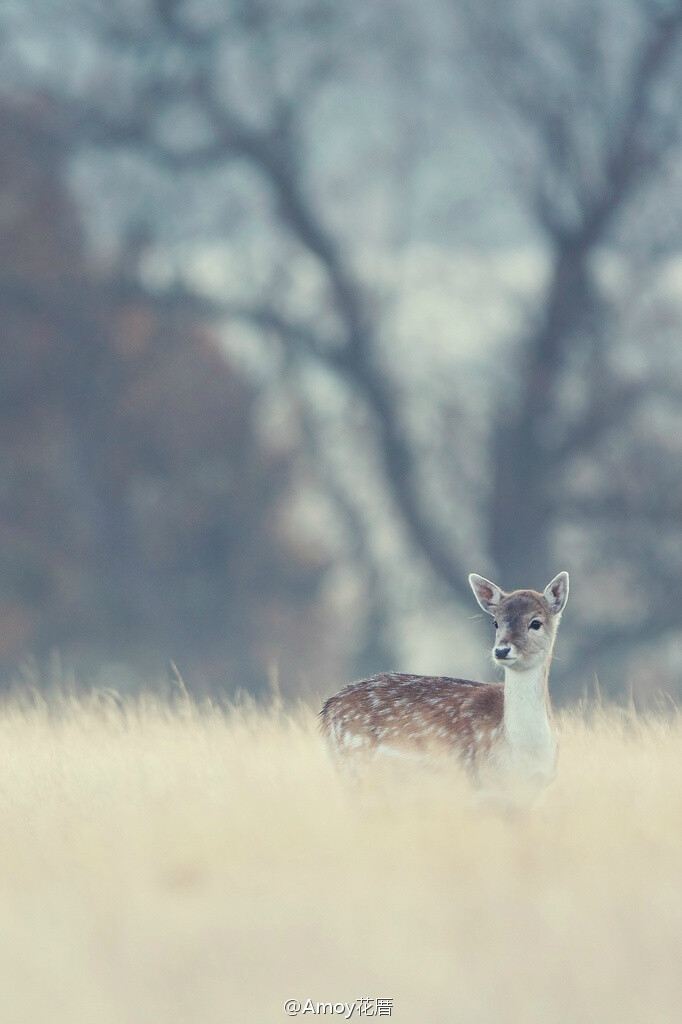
[{"xmin": 494, "ymin": 645, "xmax": 511, "ymax": 660}]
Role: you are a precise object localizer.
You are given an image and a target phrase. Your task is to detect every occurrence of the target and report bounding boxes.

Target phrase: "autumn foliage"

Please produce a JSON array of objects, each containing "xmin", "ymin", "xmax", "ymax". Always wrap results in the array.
[{"xmin": 0, "ymin": 99, "xmax": 333, "ymax": 694}]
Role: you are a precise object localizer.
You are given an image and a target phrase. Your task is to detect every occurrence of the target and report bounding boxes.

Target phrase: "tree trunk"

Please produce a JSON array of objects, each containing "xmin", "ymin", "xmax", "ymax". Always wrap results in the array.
[{"xmin": 490, "ymin": 236, "xmax": 598, "ymax": 591}]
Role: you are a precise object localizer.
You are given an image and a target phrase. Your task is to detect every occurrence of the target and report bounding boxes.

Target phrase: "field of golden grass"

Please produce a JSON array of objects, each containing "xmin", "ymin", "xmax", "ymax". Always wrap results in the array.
[{"xmin": 0, "ymin": 688, "xmax": 680, "ymax": 1024}]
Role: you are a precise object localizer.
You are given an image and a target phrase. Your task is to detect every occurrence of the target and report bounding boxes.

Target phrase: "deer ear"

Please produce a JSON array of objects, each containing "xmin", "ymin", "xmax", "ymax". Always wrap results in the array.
[
  {"xmin": 544, "ymin": 571, "xmax": 569, "ymax": 614},
  {"xmin": 469, "ymin": 574, "xmax": 505, "ymax": 615}
]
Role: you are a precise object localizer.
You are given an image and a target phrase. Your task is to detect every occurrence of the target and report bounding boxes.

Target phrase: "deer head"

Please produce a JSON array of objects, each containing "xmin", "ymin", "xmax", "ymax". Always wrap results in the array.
[{"xmin": 469, "ymin": 572, "xmax": 569, "ymax": 672}]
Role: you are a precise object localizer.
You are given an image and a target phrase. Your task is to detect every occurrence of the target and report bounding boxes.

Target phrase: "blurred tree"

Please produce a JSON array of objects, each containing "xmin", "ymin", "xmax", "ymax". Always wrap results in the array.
[
  {"xmin": 0, "ymin": 96, "xmax": 339, "ymax": 695},
  {"xmin": 0, "ymin": 0, "xmax": 680, "ymax": 698},
  {"xmin": 454, "ymin": 0, "xmax": 682, "ymax": 692}
]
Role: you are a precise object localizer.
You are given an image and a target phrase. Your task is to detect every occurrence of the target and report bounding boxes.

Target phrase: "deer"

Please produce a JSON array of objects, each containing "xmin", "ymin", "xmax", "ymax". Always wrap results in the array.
[{"xmin": 320, "ymin": 571, "xmax": 569, "ymax": 796}]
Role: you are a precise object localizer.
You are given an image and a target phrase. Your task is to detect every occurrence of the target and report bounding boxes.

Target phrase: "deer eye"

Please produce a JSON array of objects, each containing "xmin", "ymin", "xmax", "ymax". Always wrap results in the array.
[
  {"xmin": 493, "ymin": 621, "xmax": 498, "ymax": 629},
  {"xmin": 529, "ymin": 619, "xmax": 542, "ymax": 630}
]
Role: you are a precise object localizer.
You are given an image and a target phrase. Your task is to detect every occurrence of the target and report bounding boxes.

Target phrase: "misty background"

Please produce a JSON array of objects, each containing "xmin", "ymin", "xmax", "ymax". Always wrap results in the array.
[{"xmin": 0, "ymin": 0, "xmax": 680, "ymax": 702}]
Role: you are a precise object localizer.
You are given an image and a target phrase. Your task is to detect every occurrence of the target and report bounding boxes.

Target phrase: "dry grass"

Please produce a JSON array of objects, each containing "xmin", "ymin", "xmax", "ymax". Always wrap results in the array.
[{"xmin": 0, "ymin": 689, "xmax": 680, "ymax": 1024}]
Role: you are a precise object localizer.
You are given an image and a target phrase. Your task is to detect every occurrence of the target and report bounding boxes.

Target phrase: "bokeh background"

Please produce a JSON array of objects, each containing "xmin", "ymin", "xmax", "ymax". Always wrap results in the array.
[{"xmin": 0, "ymin": 0, "xmax": 680, "ymax": 703}]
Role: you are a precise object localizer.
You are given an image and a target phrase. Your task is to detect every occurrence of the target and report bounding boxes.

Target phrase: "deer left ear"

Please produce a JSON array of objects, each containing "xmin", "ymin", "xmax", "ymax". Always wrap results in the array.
[
  {"xmin": 469, "ymin": 574, "xmax": 505, "ymax": 615},
  {"xmin": 544, "ymin": 572, "xmax": 569, "ymax": 615}
]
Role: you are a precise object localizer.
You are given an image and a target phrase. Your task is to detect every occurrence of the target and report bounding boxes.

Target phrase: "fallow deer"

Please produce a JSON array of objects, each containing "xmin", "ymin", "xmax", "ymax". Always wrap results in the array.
[{"xmin": 320, "ymin": 572, "xmax": 569, "ymax": 794}]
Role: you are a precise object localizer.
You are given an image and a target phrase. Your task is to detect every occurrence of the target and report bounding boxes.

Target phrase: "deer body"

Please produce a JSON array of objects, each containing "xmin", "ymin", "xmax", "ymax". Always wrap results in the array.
[{"xmin": 320, "ymin": 572, "xmax": 569, "ymax": 794}]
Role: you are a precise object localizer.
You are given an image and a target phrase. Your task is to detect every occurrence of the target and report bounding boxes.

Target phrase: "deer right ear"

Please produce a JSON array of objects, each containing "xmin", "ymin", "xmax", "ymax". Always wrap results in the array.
[
  {"xmin": 544, "ymin": 571, "xmax": 569, "ymax": 615},
  {"xmin": 468, "ymin": 574, "xmax": 505, "ymax": 615}
]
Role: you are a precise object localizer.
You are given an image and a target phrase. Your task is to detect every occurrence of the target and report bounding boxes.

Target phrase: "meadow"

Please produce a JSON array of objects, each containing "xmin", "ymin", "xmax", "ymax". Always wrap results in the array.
[{"xmin": 0, "ymin": 687, "xmax": 680, "ymax": 1024}]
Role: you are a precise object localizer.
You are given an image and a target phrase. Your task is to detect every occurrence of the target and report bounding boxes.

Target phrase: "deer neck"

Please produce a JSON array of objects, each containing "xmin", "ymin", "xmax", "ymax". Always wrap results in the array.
[{"xmin": 502, "ymin": 661, "xmax": 553, "ymax": 753}]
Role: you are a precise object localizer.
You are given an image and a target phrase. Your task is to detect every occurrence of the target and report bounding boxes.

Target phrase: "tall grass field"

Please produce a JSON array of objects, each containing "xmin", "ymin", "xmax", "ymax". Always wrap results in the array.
[{"xmin": 0, "ymin": 688, "xmax": 680, "ymax": 1023}]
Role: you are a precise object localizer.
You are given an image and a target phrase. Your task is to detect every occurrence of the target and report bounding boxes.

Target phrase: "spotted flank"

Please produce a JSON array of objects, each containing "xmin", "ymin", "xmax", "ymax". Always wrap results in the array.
[{"xmin": 320, "ymin": 672, "xmax": 504, "ymax": 780}]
